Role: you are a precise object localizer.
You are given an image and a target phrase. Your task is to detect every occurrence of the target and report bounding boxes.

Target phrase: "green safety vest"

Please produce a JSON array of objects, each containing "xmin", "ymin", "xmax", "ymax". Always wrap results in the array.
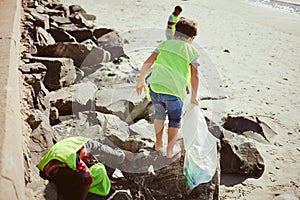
[
  {"xmin": 37, "ymin": 136, "xmax": 88, "ymax": 171},
  {"xmin": 89, "ymin": 163, "xmax": 111, "ymax": 196},
  {"xmin": 149, "ymin": 40, "xmax": 199, "ymax": 100},
  {"xmin": 169, "ymin": 13, "xmax": 179, "ymax": 35},
  {"xmin": 38, "ymin": 136, "xmax": 111, "ymax": 196}
]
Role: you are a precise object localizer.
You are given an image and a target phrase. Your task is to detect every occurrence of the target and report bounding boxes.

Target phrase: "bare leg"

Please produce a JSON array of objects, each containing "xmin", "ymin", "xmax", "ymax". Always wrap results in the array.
[
  {"xmin": 166, "ymin": 127, "xmax": 179, "ymax": 158},
  {"xmin": 154, "ymin": 119, "xmax": 164, "ymax": 151}
]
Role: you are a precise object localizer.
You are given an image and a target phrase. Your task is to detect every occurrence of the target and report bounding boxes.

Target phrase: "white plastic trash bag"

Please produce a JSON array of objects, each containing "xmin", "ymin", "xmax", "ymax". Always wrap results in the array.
[{"xmin": 181, "ymin": 101, "xmax": 219, "ymax": 191}]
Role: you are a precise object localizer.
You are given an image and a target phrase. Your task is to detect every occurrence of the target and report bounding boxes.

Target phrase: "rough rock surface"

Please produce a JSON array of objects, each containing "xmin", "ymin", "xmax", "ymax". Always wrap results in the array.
[
  {"xmin": 29, "ymin": 56, "xmax": 77, "ymax": 91},
  {"xmin": 49, "ymin": 81, "xmax": 98, "ymax": 115},
  {"xmin": 221, "ymin": 129, "xmax": 265, "ymax": 176},
  {"xmin": 37, "ymin": 42, "xmax": 111, "ymax": 67},
  {"xmin": 19, "ymin": 1, "xmax": 223, "ymax": 200}
]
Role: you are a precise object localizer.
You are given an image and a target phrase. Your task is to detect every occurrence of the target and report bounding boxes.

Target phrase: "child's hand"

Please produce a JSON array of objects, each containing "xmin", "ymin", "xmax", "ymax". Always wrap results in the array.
[{"xmin": 136, "ymin": 80, "xmax": 146, "ymax": 95}]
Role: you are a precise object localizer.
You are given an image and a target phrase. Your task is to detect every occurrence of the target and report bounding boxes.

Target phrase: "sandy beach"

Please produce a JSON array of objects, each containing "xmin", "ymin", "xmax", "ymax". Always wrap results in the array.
[{"xmin": 57, "ymin": 0, "xmax": 300, "ymax": 199}]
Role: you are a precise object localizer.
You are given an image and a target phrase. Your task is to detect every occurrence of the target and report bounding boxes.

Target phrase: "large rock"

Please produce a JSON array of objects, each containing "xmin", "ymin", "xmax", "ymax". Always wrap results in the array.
[
  {"xmin": 27, "ymin": 110, "xmax": 56, "ymax": 165},
  {"xmin": 47, "ymin": 28, "xmax": 76, "ymax": 42},
  {"xmin": 49, "ymin": 81, "xmax": 98, "ymax": 115},
  {"xmin": 29, "ymin": 56, "xmax": 77, "ymax": 91},
  {"xmin": 125, "ymin": 97, "xmax": 154, "ymax": 124},
  {"xmin": 59, "ymin": 24, "xmax": 95, "ymax": 43},
  {"xmin": 129, "ymin": 119, "xmax": 154, "ymax": 139},
  {"xmin": 69, "ymin": 4, "xmax": 87, "ymax": 15},
  {"xmin": 34, "ymin": 81, "xmax": 50, "ymax": 117},
  {"xmin": 35, "ymin": 27, "xmax": 55, "ymax": 47},
  {"xmin": 37, "ymin": 42, "xmax": 111, "ymax": 67},
  {"xmin": 80, "ymin": 13, "xmax": 96, "ymax": 21},
  {"xmin": 93, "ymin": 28, "xmax": 113, "ymax": 39},
  {"xmin": 223, "ymin": 116, "xmax": 277, "ymax": 143},
  {"xmin": 94, "ymin": 85, "xmax": 143, "ymax": 121},
  {"xmin": 52, "ymin": 110, "xmax": 132, "ymax": 148},
  {"xmin": 97, "ymin": 31, "xmax": 125, "ymax": 60},
  {"xmin": 19, "ymin": 62, "xmax": 47, "ymax": 74},
  {"xmin": 46, "ymin": 3, "xmax": 70, "ymax": 17},
  {"xmin": 92, "ymin": 112, "xmax": 152, "ymax": 153},
  {"xmin": 44, "ymin": 8, "xmax": 65, "ymax": 17},
  {"xmin": 82, "ymin": 63, "xmax": 123, "ymax": 87},
  {"xmin": 21, "ymin": 22, "xmax": 38, "ymax": 55},
  {"xmin": 53, "ymin": 121, "xmax": 104, "ymax": 142},
  {"xmin": 49, "ymin": 15, "xmax": 71, "ymax": 25},
  {"xmin": 28, "ymin": 10, "xmax": 50, "ymax": 29},
  {"xmin": 107, "ymin": 138, "xmax": 220, "ymax": 200},
  {"xmin": 19, "ymin": 62, "xmax": 50, "ymax": 117},
  {"xmin": 95, "ymin": 112, "xmax": 129, "ymax": 138},
  {"xmin": 220, "ymin": 130, "xmax": 265, "ymax": 176},
  {"xmin": 69, "ymin": 13, "xmax": 94, "ymax": 28}
]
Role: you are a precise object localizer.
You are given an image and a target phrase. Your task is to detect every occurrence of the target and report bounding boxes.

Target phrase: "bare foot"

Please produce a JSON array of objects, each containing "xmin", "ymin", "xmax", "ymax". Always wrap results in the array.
[
  {"xmin": 154, "ymin": 141, "xmax": 163, "ymax": 151},
  {"xmin": 166, "ymin": 144, "xmax": 181, "ymax": 159}
]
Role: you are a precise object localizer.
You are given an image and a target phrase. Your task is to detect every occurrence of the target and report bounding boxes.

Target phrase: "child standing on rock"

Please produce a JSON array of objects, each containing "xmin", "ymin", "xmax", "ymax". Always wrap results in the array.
[{"xmin": 136, "ymin": 18, "xmax": 200, "ymax": 158}]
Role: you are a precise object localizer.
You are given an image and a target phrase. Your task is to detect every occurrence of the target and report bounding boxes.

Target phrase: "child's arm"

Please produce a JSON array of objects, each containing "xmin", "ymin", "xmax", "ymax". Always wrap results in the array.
[
  {"xmin": 190, "ymin": 62, "xmax": 199, "ymax": 105},
  {"xmin": 136, "ymin": 52, "xmax": 158, "ymax": 95}
]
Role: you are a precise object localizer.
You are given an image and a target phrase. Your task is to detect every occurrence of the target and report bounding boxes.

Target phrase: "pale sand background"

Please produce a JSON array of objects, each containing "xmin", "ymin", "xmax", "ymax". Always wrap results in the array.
[{"xmin": 60, "ymin": 0, "xmax": 300, "ymax": 199}]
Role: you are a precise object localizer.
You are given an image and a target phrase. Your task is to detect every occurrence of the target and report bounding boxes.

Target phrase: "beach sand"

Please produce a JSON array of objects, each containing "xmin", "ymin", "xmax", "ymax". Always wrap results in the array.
[{"xmin": 60, "ymin": 0, "xmax": 300, "ymax": 199}]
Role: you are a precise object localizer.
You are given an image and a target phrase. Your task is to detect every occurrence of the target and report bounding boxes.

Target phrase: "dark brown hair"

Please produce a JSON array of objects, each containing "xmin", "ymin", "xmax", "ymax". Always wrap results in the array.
[
  {"xmin": 175, "ymin": 18, "xmax": 197, "ymax": 38},
  {"xmin": 174, "ymin": 5, "xmax": 182, "ymax": 12}
]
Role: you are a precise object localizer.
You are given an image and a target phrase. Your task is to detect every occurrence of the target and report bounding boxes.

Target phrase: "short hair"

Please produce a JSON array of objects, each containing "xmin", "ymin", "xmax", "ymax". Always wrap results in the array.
[
  {"xmin": 175, "ymin": 18, "xmax": 197, "ymax": 38},
  {"xmin": 174, "ymin": 5, "xmax": 182, "ymax": 12}
]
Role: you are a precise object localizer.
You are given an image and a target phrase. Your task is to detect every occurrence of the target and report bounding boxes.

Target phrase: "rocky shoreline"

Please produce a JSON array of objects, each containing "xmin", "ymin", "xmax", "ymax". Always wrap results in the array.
[{"xmin": 19, "ymin": 0, "xmax": 282, "ymax": 199}]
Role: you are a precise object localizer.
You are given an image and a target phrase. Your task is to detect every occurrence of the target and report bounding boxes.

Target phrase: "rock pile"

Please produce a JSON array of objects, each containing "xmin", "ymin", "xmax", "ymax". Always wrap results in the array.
[{"xmin": 19, "ymin": 0, "xmax": 275, "ymax": 199}]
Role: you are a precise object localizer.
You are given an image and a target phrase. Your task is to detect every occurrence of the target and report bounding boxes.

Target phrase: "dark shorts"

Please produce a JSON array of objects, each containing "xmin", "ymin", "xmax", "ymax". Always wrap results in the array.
[{"xmin": 150, "ymin": 87, "xmax": 183, "ymax": 128}]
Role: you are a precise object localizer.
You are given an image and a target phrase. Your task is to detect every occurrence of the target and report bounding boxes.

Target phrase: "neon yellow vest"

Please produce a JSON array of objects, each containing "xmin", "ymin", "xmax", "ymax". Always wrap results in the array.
[
  {"xmin": 171, "ymin": 13, "xmax": 179, "ymax": 35},
  {"xmin": 149, "ymin": 40, "xmax": 199, "ymax": 100},
  {"xmin": 89, "ymin": 163, "xmax": 111, "ymax": 196},
  {"xmin": 38, "ymin": 137, "xmax": 111, "ymax": 196},
  {"xmin": 37, "ymin": 136, "xmax": 88, "ymax": 171}
]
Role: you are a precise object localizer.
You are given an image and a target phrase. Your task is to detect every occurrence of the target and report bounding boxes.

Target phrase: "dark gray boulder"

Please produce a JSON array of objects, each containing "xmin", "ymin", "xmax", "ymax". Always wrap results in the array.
[
  {"xmin": 223, "ymin": 116, "xmax": 277, "ymax": 143},
  {"xmin": 221, "ymin": 130, "xmax": 265, "ymax": 176},
  {"xmin": 96, "ymin": 31, "xmax": 125, "ymax": 60},
  {"xmin": 93, "ymin": 28, "xmax": 113, "ymax": 39},
  {"xmin": 47, "ymin": 28, "xmax": 76, "ymax": 42},
  {"xmin": 37, "ymin": 42, "xmax": 111, "ymax": 67},
  {"xmin": 59, "ymin": 24, "xmax": 95, "ymax": 42},
  {"xmin": 49, "ymin": 81, "xmax": 98, "ymax": 115},
  {"xmin": 29, "ymin": 56, "xmax": 77, "ymax": 91}
]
